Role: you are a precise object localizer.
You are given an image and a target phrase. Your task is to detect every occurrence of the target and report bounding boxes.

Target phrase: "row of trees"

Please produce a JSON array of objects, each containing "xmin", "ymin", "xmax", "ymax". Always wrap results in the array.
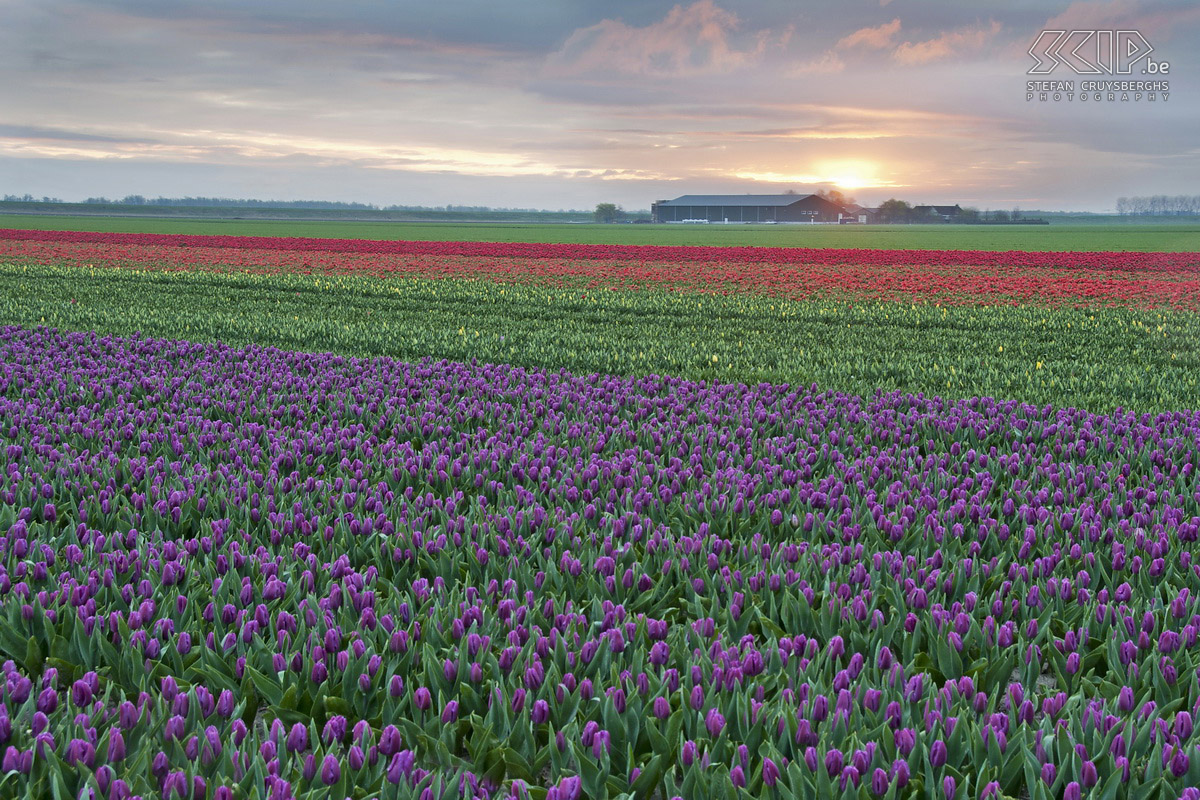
[
  {"xmin": 3, "ymin": 194, "xmax": 587, "ymax": 214},
  {"xmin": 83, "ymin": 197, "xmax": 582, "ymax": 213},
  {"xmin": 83, "ymin": 195, "xmax": 378, "ymax": 210},
  {"xmin": 874, "ymin": 200, "xmax": 1042, "ymax": 224},
  {"xmin": 3, "ymin": 194, "xmax": 63, "ymax": 204},
  {"xmin": 1116, "ymin": 196, "xmax": 1200, "ymax": 215},
  {"xmin": 594, "ymin": 203, "xmax": 623, "ymax": 223},
  {"xmin": 874, "ymin": 200, "xmax": 979, "ymax": 223}
]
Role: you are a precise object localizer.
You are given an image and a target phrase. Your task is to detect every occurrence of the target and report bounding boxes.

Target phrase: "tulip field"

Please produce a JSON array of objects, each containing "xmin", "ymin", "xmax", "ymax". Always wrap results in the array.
[{"xmin": 0, "ymin": 228, "xmax": 1199, "ymax": 800}]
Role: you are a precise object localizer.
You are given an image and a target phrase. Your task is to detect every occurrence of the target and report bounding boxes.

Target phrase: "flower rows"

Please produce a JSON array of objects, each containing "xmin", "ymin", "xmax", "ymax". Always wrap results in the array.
[
  {"xmin": 1, "ymin": 325, "xmax": 1199, "ymax": 798},
  {"xmin": 3, "ymin": 229, "xmax": 1200, "ymax": 309}
]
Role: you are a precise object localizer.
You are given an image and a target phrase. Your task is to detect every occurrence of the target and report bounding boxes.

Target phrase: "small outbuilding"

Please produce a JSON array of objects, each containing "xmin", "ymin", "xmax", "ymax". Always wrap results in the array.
[{"xmin": 912, "ymin": 204, "xmax": 962, "ymax": 221}]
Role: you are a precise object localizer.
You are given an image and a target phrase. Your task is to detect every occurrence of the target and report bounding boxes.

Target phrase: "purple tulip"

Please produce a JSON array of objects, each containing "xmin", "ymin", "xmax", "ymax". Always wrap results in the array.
[
  {"xmin": 581, "ymin": 721, "xmax": 599, "ymax": 748},
  {"xmin": 320, "ymin": 754, "xmax": 341, "ymax": 785},
  {"xmin": 552, "ymin": 777, "xmax": 582, "ymax": 800},
  {"xmin": 286, "ymin": 723, "xmax": 308, "ymax": 753},
  {"xmin": 64, "ymin": 738, "xmax": 95, "ymax": 768},
  {"xmin": 108, "ymin": 730, "xmax": 126, "ymax": 762},
  {"xmin": 705, "ymin": 708, "xmax": 725, "ymax": 738},
  {"xmin": 322, "ymin": 715, "xmax": 347, "ymax": 744},
  {"xmin": 164, "ymin": 715, "xmax": 186, "ymax": 742},
  {"xmin": 70, "ymin": 680, "xmax": 93, "ymax": 708},
  {"xmin": 2, "ymin": 748, "xmax": 21, "ymax": 774},
  {"xmin": 1081, "ymin": 759, "xmax": 1098, "ymax": 787},
  {"xmin": 217, "ymin": 690, "xmax": 235, "ymax": 717},
  {"xmin": 828, "ymin": 635, "xmax": 845, "ymax": 659},
  {"xmin": 871, "ymin": 767, "xmax": 889, "ymax": 796},
  {"xmin": 763, "ymin": 757, "xmax": 780, "ymax": 787},
  {"xmin": 894, "ymin": 728, "xmax": 916, "ymax": 756},
  {"xmin": 930, "ymin": 740, "xmax": 947, "ymax": 768},
  {"xmin": 36, "ymin": 688, "xmax": 58, "ymax": 714},
  {"xmin": 825, "ymin": 748, "xmax": 844, "ymax": 777},
  {"xmin": 1064, "ymin": 782, "xmax": 1081, "ymax": 800},
  {"xmin": 1176, "ymin": 711, "xmax": 1194, "ymax": 739},
  {"xmin": 593, "ymin": 730, "xmax": 611, "ymax": 759},
  {"xmin": 163, "ymin": 771, "xmax": 187, "ymax": 799},
  {"xmin": 380, "ymin": 725, "xmax": 402, "ymax": 757}
]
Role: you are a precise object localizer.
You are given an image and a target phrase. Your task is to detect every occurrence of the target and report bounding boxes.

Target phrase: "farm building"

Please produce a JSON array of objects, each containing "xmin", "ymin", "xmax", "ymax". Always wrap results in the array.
[
  {"xmin": 841, "ymin": 203, "xmax": 881, "ymax": 224},
  {"xmin": 651, "ymin": 194, "xmax": 846, "ymax": 223},
  {"xmin": 913, "ymin": 204, "xmax": 962, "ymax": 221}
]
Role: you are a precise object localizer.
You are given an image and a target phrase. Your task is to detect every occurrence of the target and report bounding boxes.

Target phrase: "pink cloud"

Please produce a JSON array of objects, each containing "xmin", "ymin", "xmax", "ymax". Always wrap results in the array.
[
  {"xmin": 789, "ymin": 50, "xmax": 846, "ymax": 75},
  {"xmin": 893, "ymin": 21, "xmax": 1002, "ymax": 65},
  {"xmin": 547, "ymin": 1, "xmax": 778, "ymax": 77},
  {"xmin": 837, "ymin": 19, "xmax": 902, "ymax": 50}
]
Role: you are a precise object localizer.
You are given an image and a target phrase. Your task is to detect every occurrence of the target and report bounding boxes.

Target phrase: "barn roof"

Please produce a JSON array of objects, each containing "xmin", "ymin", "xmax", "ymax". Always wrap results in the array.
[{"xmin": 657, "ymin": 194, "xmax": 824, "ymax": 207}]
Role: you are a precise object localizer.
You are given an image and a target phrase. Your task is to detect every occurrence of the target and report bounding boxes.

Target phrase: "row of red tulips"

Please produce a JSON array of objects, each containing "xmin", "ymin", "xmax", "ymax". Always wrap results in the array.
[
  {"xmin": 3, "ymin": 229, "xmax": 1200, "ymax": 309},
  {"xmin": 4, "ymin": 229, "xmax": 1199, "ymax": 271}
]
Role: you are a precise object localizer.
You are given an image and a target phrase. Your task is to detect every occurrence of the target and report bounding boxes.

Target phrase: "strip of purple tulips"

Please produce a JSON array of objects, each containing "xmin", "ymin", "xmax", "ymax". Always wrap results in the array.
[{"xmin": 0, "ymin": 325, "xmax": 1199, "ymax": 800}]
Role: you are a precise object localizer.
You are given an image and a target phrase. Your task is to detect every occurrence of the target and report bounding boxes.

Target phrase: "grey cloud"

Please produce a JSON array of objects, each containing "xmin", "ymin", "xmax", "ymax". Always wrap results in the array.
[{"xmin": 0, "ymin": 124, "xmax": 160, "ymax": 145}]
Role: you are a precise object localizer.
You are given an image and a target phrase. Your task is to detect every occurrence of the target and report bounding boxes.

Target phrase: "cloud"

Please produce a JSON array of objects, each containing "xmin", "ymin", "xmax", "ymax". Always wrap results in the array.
[
  {"xmin": 837, "ymin": 19, "xmax": 902, "ymax": 50},
  {"xmin": 788, "ymin": 18, "xmax": 900, "ymax": 77},
  {"xmin": 1044, "ymin": 0, "xmax": 1200, "ymax": 40},
  {"xmin": 789, "ymin": 50, "xmax": 846, "ymax": 75},
  {"xmin": 1, "ymin": 1, "xmax": 1197, "ymax": 212},
  {"xmin": 547, "ymin": 1, "xmax": 774, "ymax": 77},
  {"xmin": 0, "ymin": 123, "xmax": 159, "ymax": 145},
  {"xmin": 893, "ymin": 21, "xmax": 1003, "ymax": 65},
  {"xmin": 1043, "ymin": 0, "xmax": 1141, "ymax": 30}
]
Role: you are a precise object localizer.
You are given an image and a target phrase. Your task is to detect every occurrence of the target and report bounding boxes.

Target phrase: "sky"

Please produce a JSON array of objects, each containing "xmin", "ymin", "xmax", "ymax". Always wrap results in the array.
[{"xmin": 1, "ymin": 0, "xmax": 1198, "ymax": 212}]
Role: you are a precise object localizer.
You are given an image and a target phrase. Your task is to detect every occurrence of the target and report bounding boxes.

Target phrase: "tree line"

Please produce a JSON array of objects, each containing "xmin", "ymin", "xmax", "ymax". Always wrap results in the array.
[
  {"xmin": 3, "ymin": 194, "xmax": 64, "ymax": 204},
  {"xmin": 1116, "ymin": 196, "xmax": 1200, "ymax": 215},
  {"xmin": 2, "ymin": 194, "xmax": 587, "ymax": 213}
]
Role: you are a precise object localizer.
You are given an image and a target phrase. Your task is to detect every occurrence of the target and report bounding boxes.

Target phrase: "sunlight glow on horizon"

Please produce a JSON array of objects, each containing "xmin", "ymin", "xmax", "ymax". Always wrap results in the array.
[{"xmin": 732, "ymin": 160, "xmax": 898, "ymax": 191}]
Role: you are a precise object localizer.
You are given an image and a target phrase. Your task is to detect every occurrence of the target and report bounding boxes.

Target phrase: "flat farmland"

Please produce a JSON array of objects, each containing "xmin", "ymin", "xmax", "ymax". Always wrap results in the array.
[
  {"xmin": 1, "ymin": 212, "xmax": 1199, "ymax": 251},
  {"xmin": 0, "ymin": 224, "xmax": 1198, "ymax": 800}
]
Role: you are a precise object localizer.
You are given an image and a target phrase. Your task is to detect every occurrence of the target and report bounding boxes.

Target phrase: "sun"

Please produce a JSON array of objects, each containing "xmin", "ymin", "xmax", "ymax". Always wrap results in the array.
[
  {"xmin": 731, "ymin": 159, "xmax": 896, "ymax": 190},
  {"xmin": 812, "ymin": 160, "xmax": 884, "ymax": 190}
]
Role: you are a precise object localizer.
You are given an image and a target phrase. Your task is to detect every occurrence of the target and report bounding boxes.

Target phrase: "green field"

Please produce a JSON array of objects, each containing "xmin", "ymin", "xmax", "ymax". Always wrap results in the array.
[
  {"xmin": 4, "ymin": 263, "xmax": 1196, "ymax": 413},
  {"xmin": 2, "ymin": 213, "xmax": 1199, "ymax": 251}
]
